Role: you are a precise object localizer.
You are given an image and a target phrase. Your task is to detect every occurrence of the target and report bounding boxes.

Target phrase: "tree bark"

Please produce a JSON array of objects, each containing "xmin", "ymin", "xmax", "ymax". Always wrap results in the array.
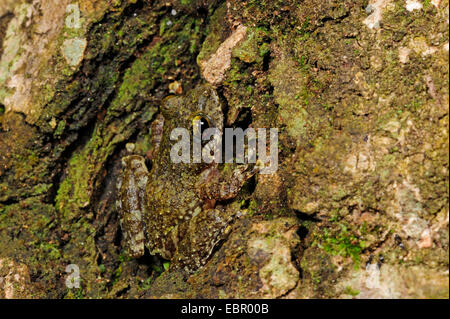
[{"xmin": 0, "ymin": 0, "xmax": 448, "ymax": 298}]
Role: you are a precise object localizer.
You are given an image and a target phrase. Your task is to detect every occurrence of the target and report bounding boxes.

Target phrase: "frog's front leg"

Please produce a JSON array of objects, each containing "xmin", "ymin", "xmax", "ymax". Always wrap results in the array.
[
  {"xmin": 116, "ymin": 155, "xmax": 149, "ymax": 258},
  {"xmin": 196, "ymin": 164, "xmax": 259, "ymax": 202}
]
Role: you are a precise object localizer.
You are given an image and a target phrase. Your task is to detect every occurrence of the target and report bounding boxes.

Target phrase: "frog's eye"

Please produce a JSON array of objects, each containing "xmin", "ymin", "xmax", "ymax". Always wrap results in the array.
[{"xmin": 192, "ymin": 115, "xmax": 211, "ymax": 137}]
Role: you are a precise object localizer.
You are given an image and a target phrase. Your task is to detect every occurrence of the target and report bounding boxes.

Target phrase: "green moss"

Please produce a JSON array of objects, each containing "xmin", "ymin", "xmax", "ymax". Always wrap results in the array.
[
  {"xmin": 0, "ymin": 197, "xmax": 64, "ymax": 297},
  {"xmin": 313, "ymin": 224, "xmax": 365, "ymax": 268},
  {"xmin": 66, "ymin": 288, "xmax": 85, "ymax": 299},
  {"xmin": 228, "ymin": 0, "xmax": 302, "ymax": 29},
  {"xmin": 39, "ymin": 242, "xmax": 61, "ymax": 260},
  {"xmin": 246, "ymin": 200, "xmax": 259, "ymax": 216},
  {"xmin": 110, "ymin": 15, "xmax": 203, "ymax": 117},
  {"xmin": 140, "ymin": 277, "xmax": 154, "ymax": 290},
  {"xmin": 197, "ymin": 3, "xmax": 228, "ymax": 66},
  {"xmin": 268, "ymin": 53, "xmax": 309, "ymax": 142},
  {"xmin": 344, "ymin": 286, "xmax": 360, "ymax": 297},
  {"xmin": 55, "ymin": 131, "xmax": 103, "ymax": 222},
  {"xmin": 54, "ymin": 120, "xmax": 66, "ymax": 137},
  {"xmin": 232, "ymin": 27, "xmax": 270, "ymax": 64}
]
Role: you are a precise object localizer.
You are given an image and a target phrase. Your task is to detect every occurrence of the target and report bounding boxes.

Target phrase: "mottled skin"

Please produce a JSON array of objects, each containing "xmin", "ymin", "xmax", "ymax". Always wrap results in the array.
[{"xmin": 117, "ymin": 84, "xmax": 257, "ymax": 272}]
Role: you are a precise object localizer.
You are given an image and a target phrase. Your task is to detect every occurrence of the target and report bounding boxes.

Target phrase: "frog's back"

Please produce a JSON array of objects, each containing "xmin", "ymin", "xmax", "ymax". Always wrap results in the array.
[{"xmin": 144, "ymin": 167, "xmax": 202, "ymax": 259}]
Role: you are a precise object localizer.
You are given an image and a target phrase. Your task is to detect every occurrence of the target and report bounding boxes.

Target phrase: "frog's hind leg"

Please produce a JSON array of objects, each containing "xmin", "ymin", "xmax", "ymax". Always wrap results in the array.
[
  {"xmin": 172, "ymin": 206, "xmax": 233, "ymax": 273},
  {"xmin": 117, "ymin": 155, "xmax": 148, "ymax": 258},
  {"xmin": 119, "ymin": 207, "xmax": 146, "ymax": 259}
]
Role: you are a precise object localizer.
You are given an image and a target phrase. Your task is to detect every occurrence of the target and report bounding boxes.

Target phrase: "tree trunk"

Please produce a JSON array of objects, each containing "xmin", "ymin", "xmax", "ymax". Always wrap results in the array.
[{"xmin": 0, "ymin": 0, "xmax": 448, "ymax": 298}]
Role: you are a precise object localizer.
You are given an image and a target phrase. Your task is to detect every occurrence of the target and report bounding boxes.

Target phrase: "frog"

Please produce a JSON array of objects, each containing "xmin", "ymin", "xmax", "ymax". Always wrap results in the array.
[{"xmin": 116, "ymin": 84, "xmax": 258, "ymax": 273}]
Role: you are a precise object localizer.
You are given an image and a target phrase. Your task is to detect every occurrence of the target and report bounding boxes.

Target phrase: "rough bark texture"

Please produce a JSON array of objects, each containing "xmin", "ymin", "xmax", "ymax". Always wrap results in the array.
[{"xmin": 0, "ymin": 0, "xmax": 448, "ymax": 298}]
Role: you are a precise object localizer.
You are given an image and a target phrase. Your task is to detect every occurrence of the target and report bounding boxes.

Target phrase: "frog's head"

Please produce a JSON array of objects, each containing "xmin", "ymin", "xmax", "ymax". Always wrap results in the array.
[
  {"xmin": 159, "ymin": 84, "xmax": 225, "ymax": 168},
  {"xmin": 161, "ymin": 84, "xmax": 224, "ymax": 134}
]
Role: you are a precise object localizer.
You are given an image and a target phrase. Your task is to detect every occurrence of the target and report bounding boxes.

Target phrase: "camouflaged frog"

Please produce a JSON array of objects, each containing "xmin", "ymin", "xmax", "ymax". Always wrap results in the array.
[{"xmin": 116, "ymin": 84, "xmax": 257, "ymax": 273}]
